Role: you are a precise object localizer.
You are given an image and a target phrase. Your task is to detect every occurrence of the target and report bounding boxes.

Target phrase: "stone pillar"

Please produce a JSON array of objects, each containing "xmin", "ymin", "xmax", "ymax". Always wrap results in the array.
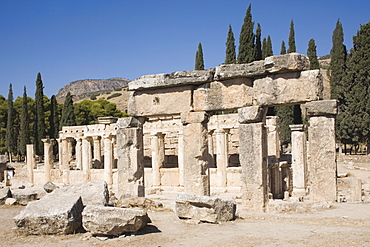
[
  {"xmin": 56, "ymin": 136, "xmax": 62, "ymax": 166},
  {"xmin": 26, "ymin": 144, "xmax": 35, "ymax": 185},
  {"xmin": 266, "ymin": 116, "xmax": 280, "ymax": 160},
  {"xmin": 67, "ymin": 138, "xmax": 73, "ymax": 163},
  {"xmin": 103, "ymin": 135, "xmax": 113, "ymax": 185},
  {"xmin": 42, "ymin": 139, "xmax": 54, "ymax": 182},
  {"xmin": 289, "ymin": 124, "xmax": 307, "ymax": 198},
  {"xmin": 215, "ymin": 129, "xmax": 228, "ymax": 187},
  {"xmin": 93, "ymin": 136, "xmax": 102, "ymax": 168},
  {"xmin": 61, "ymin": 138, "xmax": 69, "ymax": 170},
  {"xmin": 82, "ymin": 137, "xmax": 91, "ymax": 182},
  {"xmin": 305, "ymin": 100, "xmax": 338, "ymax": 202},
  {"xmin": 116, "ymin": 117, "xmax": 145, "ymax": 198},
  {"xmin": 178, "ymin": 131, "xmax": 185, "ymax": 186},
  {"xmin": 181, "ymin": 111, "xmax": 210, "ymax": 196},
  {"xmin": 75, "ymin": 137, "xmax": 83, "ymax": 170},
  {"xmin": 151, "ymin": 132, "xmax": 165, "ymax": 186},
  {"xmin": 238, "ymin": 106, "xmax": 268, "ymax": 212},
  {"xmin": 207, "ymin": 131, "xmax": 215, "ymax": 168}
]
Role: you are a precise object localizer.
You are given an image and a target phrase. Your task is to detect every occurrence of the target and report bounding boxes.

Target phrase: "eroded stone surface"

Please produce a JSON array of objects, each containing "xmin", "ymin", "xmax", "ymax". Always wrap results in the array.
[
  {"xmin": 238, "ymin": 106, "xmax": 266, "ymax": 124},
  {"xmin": 175, "ymin": 193, "xmax": 236, "ymax": 223},
  {"xmin": 43, "ymin": 181, "xmax": 59, "ymax": 193},
  {"xmin": 305, "ymin": 99, "xmax": 338, "ymax": 116},
  {"xmin": 82, "ymin": 205, "xmax": 151, "ymax": 236},
  {"xmin": 0, "ymin": 187, "xmax": 11, "ymax": 204},
  {"xmin": 14, "ymin": 195, "xmax": 83, "ymax": 235}
]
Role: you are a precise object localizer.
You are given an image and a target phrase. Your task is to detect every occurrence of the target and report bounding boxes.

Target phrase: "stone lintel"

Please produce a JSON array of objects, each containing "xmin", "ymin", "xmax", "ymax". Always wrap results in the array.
[
  {"xmin": 305, "ymin": 100, "xmax": 338, "ymax": 116},
  {"xmin": 214, "ymin": 53, "xmax": 310, "ymax": 81},
  {"xmin": 238, "ymin": 106, "xmax": 266, "ymax": 124},
  {"xmin": 129, "ymin": 70, "xmax": 214, "ymax": 91},
  {"xmin": 289, "ymin": 124, "xmax": 306, "ymax": 132},
  {"xmin": 181, "ymin": 111, "xmax": 208, "ymax": 125}
]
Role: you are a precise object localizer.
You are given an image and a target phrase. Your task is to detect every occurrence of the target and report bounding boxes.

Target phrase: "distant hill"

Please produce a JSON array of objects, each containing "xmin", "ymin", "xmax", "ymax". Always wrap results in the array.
[{"xmin": 56, "ymin": 77, "xmax": 130, "ymax": 103}]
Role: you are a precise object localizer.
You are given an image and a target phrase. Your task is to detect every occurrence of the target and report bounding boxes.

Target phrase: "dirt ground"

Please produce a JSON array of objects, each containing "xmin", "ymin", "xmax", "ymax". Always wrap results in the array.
[{"xmin": 1, "ymin": 155, "xmax": 370, "ymax": 246}]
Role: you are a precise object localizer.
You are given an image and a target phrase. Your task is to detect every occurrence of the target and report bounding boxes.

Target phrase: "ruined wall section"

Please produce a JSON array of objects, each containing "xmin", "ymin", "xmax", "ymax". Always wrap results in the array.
[{"xmin": 128, "ymin": 53, "xmax": 323, "ymax": 117}]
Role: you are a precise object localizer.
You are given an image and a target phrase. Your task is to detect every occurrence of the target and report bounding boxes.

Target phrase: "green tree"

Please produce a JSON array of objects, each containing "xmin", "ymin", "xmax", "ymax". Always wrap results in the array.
[
  {"xmin": 262, "ymin": 37, "xmax": 267, "ymax": 59},
  {"xmin": 255, "ymin": 23, "xmax": 262, "ymax": 60},
  {"xmin": 288, "ymin": 20, "xmax": 296, "ymax": 53},
  {"xmin": 225, "ymin": 25, "xmax": 236, "ymax": 64},
  {"xmin": 35, "ymin": 72, "xmax": 45, "ymax": 159},
  {"xmin": 238, "ymin": 4, "xmax": 255, "ymax": 63},
  {"xmin": 344, "ymin": 21, "xmax": 370, "ymax": 152},
  {"xmin": 195, "ymin": 43, "xmax": 205, "ymax": 70},
  {"xmin": 5, "ymin": 84, "xmax": 16, "ymax": 159},
  {"xmin": 275, "ymin": 105, "xmax": 295, "ymax": 147},
  {"xmin": 266, "ymin": 35, "xmax": 273, "ymax": 57},
  {"xmin": 49, "ymin": 95, "xmax": 59, "ymax": 139},
  {"xmin": 0, "ymin": 95, "xmax": 7, "ymax": 154},
  {"xmin": 280, "ymin": 41, "xmax": 287, "ymax": 55},
  {"xmin": 307, "ymin": 38, "xmax": 320, "ymax": 69},
  {"xmin": 60, "ymin": 92, "xmax": 76, "ymax": 128},
  {"xmin": 18, "ymin": 86, "xmax": 30, "ymax": 160}
]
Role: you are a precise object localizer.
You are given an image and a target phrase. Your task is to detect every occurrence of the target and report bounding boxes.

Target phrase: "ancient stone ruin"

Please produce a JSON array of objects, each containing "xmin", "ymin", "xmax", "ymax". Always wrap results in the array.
[{"xmin": 21, "ymin": 53, "xmax": 343, "ymax": 214}]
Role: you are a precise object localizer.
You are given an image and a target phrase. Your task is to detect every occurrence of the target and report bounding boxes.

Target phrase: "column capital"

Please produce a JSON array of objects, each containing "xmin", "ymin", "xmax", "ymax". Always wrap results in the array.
[
  {"xmin": 238, "ymin": 106, "xmax": 266, "ymax": 124},
  {"xmin": 92, "ymin": 136, "xmax": 101, "ymax": 141},
  {"xmin": 289, "ymin": 124, "xmax": 306, "ymax": 132}
]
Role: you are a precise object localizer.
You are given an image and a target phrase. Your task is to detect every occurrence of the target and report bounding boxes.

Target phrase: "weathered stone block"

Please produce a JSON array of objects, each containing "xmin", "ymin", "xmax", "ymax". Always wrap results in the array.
[
  {"xmin": 0, "ymin": 187, "xmax": 11, "ymax": 205},
  {"xmin": 305, "ymin": 99, "xmax": 338, "ymax": 116},
  {"xmin": 11, "ymin": 188, "xmax": 45, "ymax": 205},
  {"xmin": 181, "ymin": 111, "xmax": 208, "ymax": 124},
  {"xmin": 14, "ymin": 195, "xmax": 83, "ymax": 235},
  {"xmin": 253, "ymin": 70, "xmax": 323, "ymax": 106},
  {"xmin": 214, "ymin": 53, "xmax": 310, "ymax": 80},
  {"xmin": 116, "ymin": 117, "xmax": 141, "ymax": 128},
  {"xmin": 337, "ymin": 178, "xmax": 362, "ymax": 202},
  {"xmin": 238, "ymin": 106, "xmax": 266, "ymax": 124},
  {"xmin": 129, "ymin": 70, "xmax": 214, "ymax": 91},
  {"xmin": 175, "ymin": 193, "xmax": 236, "ymax": 223},
  {"xmin": 46, "ymin": 180, "xmax": 109, "ymax": 206},
  {"xmin": 82, "ymin": 205, "xmax": 151, "ymax": 236},
  {"xmin": 43, "ymin": 181, "xmax": 59, "ymax": 193}
]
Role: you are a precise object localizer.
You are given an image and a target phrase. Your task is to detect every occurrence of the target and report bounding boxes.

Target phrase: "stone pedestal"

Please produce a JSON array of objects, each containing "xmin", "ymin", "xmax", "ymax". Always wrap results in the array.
[
  {"xmin": 42, "ymin": 139, "xmax": 54, "ymax": 182},
  {"xmin": 215, "ymin": 129, "xmax": 228, "ymax": 187},
  {"xmin": 103, "ymin": 136, "xmax": 113, "ymax": 185},
  {"xmin": 289, "ymin": 124, "xmax": 307, "ymax": 197},
  {"xmin": 305, "ymin": 100, "xmax": 338, "ymax": 202},
  {"xmin": 26, "ymin": 144, "xmax": 35, "ymax": 185},
  {"xmin": 151, "ymin": 132, "xmax": 165, "ymax": 186},
  {"xmin": 238, "ymin": 106, "xmax": 268, "ymax": 212},
  {"xmin": 181, "ymin": 112, "xmax": 210, "ymax": 196},
  {"xmin": 116, "ymin": 117, "xmax": 145, "ymax": 198}
]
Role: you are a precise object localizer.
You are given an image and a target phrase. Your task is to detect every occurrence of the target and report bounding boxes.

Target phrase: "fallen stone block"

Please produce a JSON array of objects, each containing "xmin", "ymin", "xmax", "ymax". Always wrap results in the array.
[
  {"xmin": 5, "ymin": 197, "xmax": 17, "ymax": 205},
  {"xmin": 175, "ymin": 193, "xmax": 236, "ymax": 223},
  {"xmin": 11, "ymin": 188, "xmax": 45, "ymax": 205},
  {"xmin": 118, "ymin": 196, "xmax": 163, "ymax": 210},
  {"xmin": 14, "ymin": 195, "xmax": 83, "ymax": 235},
  {"xmin": 0, "ymin": 187, "xmax": 11, "ymax": 205},
  {"xmin": 43, "ymin": 181, "xmax": 59, "ymax": 193},
  {"xmin": 82, "ymin": 205, "xmax": 151, "ymax": 236},
  {"xmin": 46, "ymin": 180, "xmax": 109, "ymax": 206}
]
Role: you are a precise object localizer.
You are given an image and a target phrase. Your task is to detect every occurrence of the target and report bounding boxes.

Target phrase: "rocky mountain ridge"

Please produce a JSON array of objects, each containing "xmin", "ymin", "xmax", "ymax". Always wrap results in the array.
[{"xmin": 56, "ymin": 77, "xmax": 130, "ymax": 103}]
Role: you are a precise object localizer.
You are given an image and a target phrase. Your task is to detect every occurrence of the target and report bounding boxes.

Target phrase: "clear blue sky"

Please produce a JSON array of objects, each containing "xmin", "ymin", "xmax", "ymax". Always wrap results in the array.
[{"xmin": 1, "ymin": 0, "xmax": 369, "ymax": 98}]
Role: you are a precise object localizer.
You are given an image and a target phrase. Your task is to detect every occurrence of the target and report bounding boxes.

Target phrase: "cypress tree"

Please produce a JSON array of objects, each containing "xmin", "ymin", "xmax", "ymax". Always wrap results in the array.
[
  {"xmin": 280, "ymin": 41, "xmax": 287, "ymax": 55},
  {"xmin": 275, "ymin": 105, "xmax": 295, "ymax": 148},
  {"xmin": 35, "ymin": 72, "xmax": 45, "ymax": 159},
  {"xmin": 19, "ymin": 86, "xmax": 30, "ymax": 160},
  {"xmin": 266, "ymin": 35, "xmax": 273, "ymax": 57},
  {"xmin": 195, "ymin": 43, "xmax": 205, "ymax": 70},
  {"xmin": 5, "ymin": 84, "xmax": 16, "ymax": 160},
  {"xmin": 225, "ymin": 25, "xmax": 236, "ymax": 64},
  {"xmin": 262, "ymin": 37, "xmax": 267, "ymax": 59},
  {"xmin": 238, "ymin": 4, "xmax": 255, "ymax": 63},
  {"xmin": 288, "ymin": 20, "xmax": 296, "ymax": 53},
  {"xmin": 307, "ymin": 38, "xmax": 320, "ymax": 69},
  {"xmin": 60, "ymin": 92, "xmax": 76, "ymax": 127},
  {"xmin": 49, "ymin": 95, "xmax": 59, "ymax": 138},
  {"xmin": 255, "ymin": 23, "xmax": 262, "ymax": 60},
  {"xmin": 344, "ymin": 21, "xmax": 370, "ymax": 151}
]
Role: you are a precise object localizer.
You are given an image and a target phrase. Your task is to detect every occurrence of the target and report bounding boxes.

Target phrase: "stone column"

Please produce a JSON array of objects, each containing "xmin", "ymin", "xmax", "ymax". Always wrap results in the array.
[
  {"xmin": 67, "ymin": 138, "xmax": 73, "ymax": 163},
  {"xmin": 75, "ymin": 137, "xmax": 83, "ymax": 170},
  {"xmin": 26, "ymin": 144, "xmax": 35, "ymax": 185},
  {"xmin": 116, "ymin": 117, "xmax": 145, "ymax": 198},
  {"xmin": 82, "ymin": 137, "xmax": 92, "ymax": 171},
  {"xmin": 266, "ymin": 116, "xmax": 280, "ymax": 160},
  {"xmin": 208, "ymin": 131, "xmax": 215, "ymax": 168},
  {"xmin": 151, "ymin": 132, "xmax": 165, "ymax": 186},
  {"xmin": 289, "ymin": 124, "xmax": 307, "ymax": 198},
  {"xmin": 56, "ymin": 137, "xmax": 62, "ymax": 167},
  {"xmin": 61, "ymin": 138, "xmax": 71, "ymax": 184},
  {"xmin": 93, "ymin": 136, "xmax": 102, "ymax": 168},
  {"xmin": 42, "ymin": 139, "xmax": 54, "ymax": 182},
  {"xmin": 103, "ymin": 135, "xmax": 113, "ymax": 185},
  {"xmin": 305, "ymin": 100, "xmax": 338, "ymax": 202},
  {"xmin": 61, "ymin": 138, "xmax": 69, "ymax": 170},
  {"xmin": 238, "ymin": 106, "xmax": 268, "ymax": 212},
  {"xmin": 178, "ymin": 131, "xmax": 185, "ymax": 186},
  {"xmin": 181, "ymin": 111, "xmax": 210, "ymax": 196},
  {"xmin": 215, "ymin": 129, "xmax": 228, "ymax": 187}
]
